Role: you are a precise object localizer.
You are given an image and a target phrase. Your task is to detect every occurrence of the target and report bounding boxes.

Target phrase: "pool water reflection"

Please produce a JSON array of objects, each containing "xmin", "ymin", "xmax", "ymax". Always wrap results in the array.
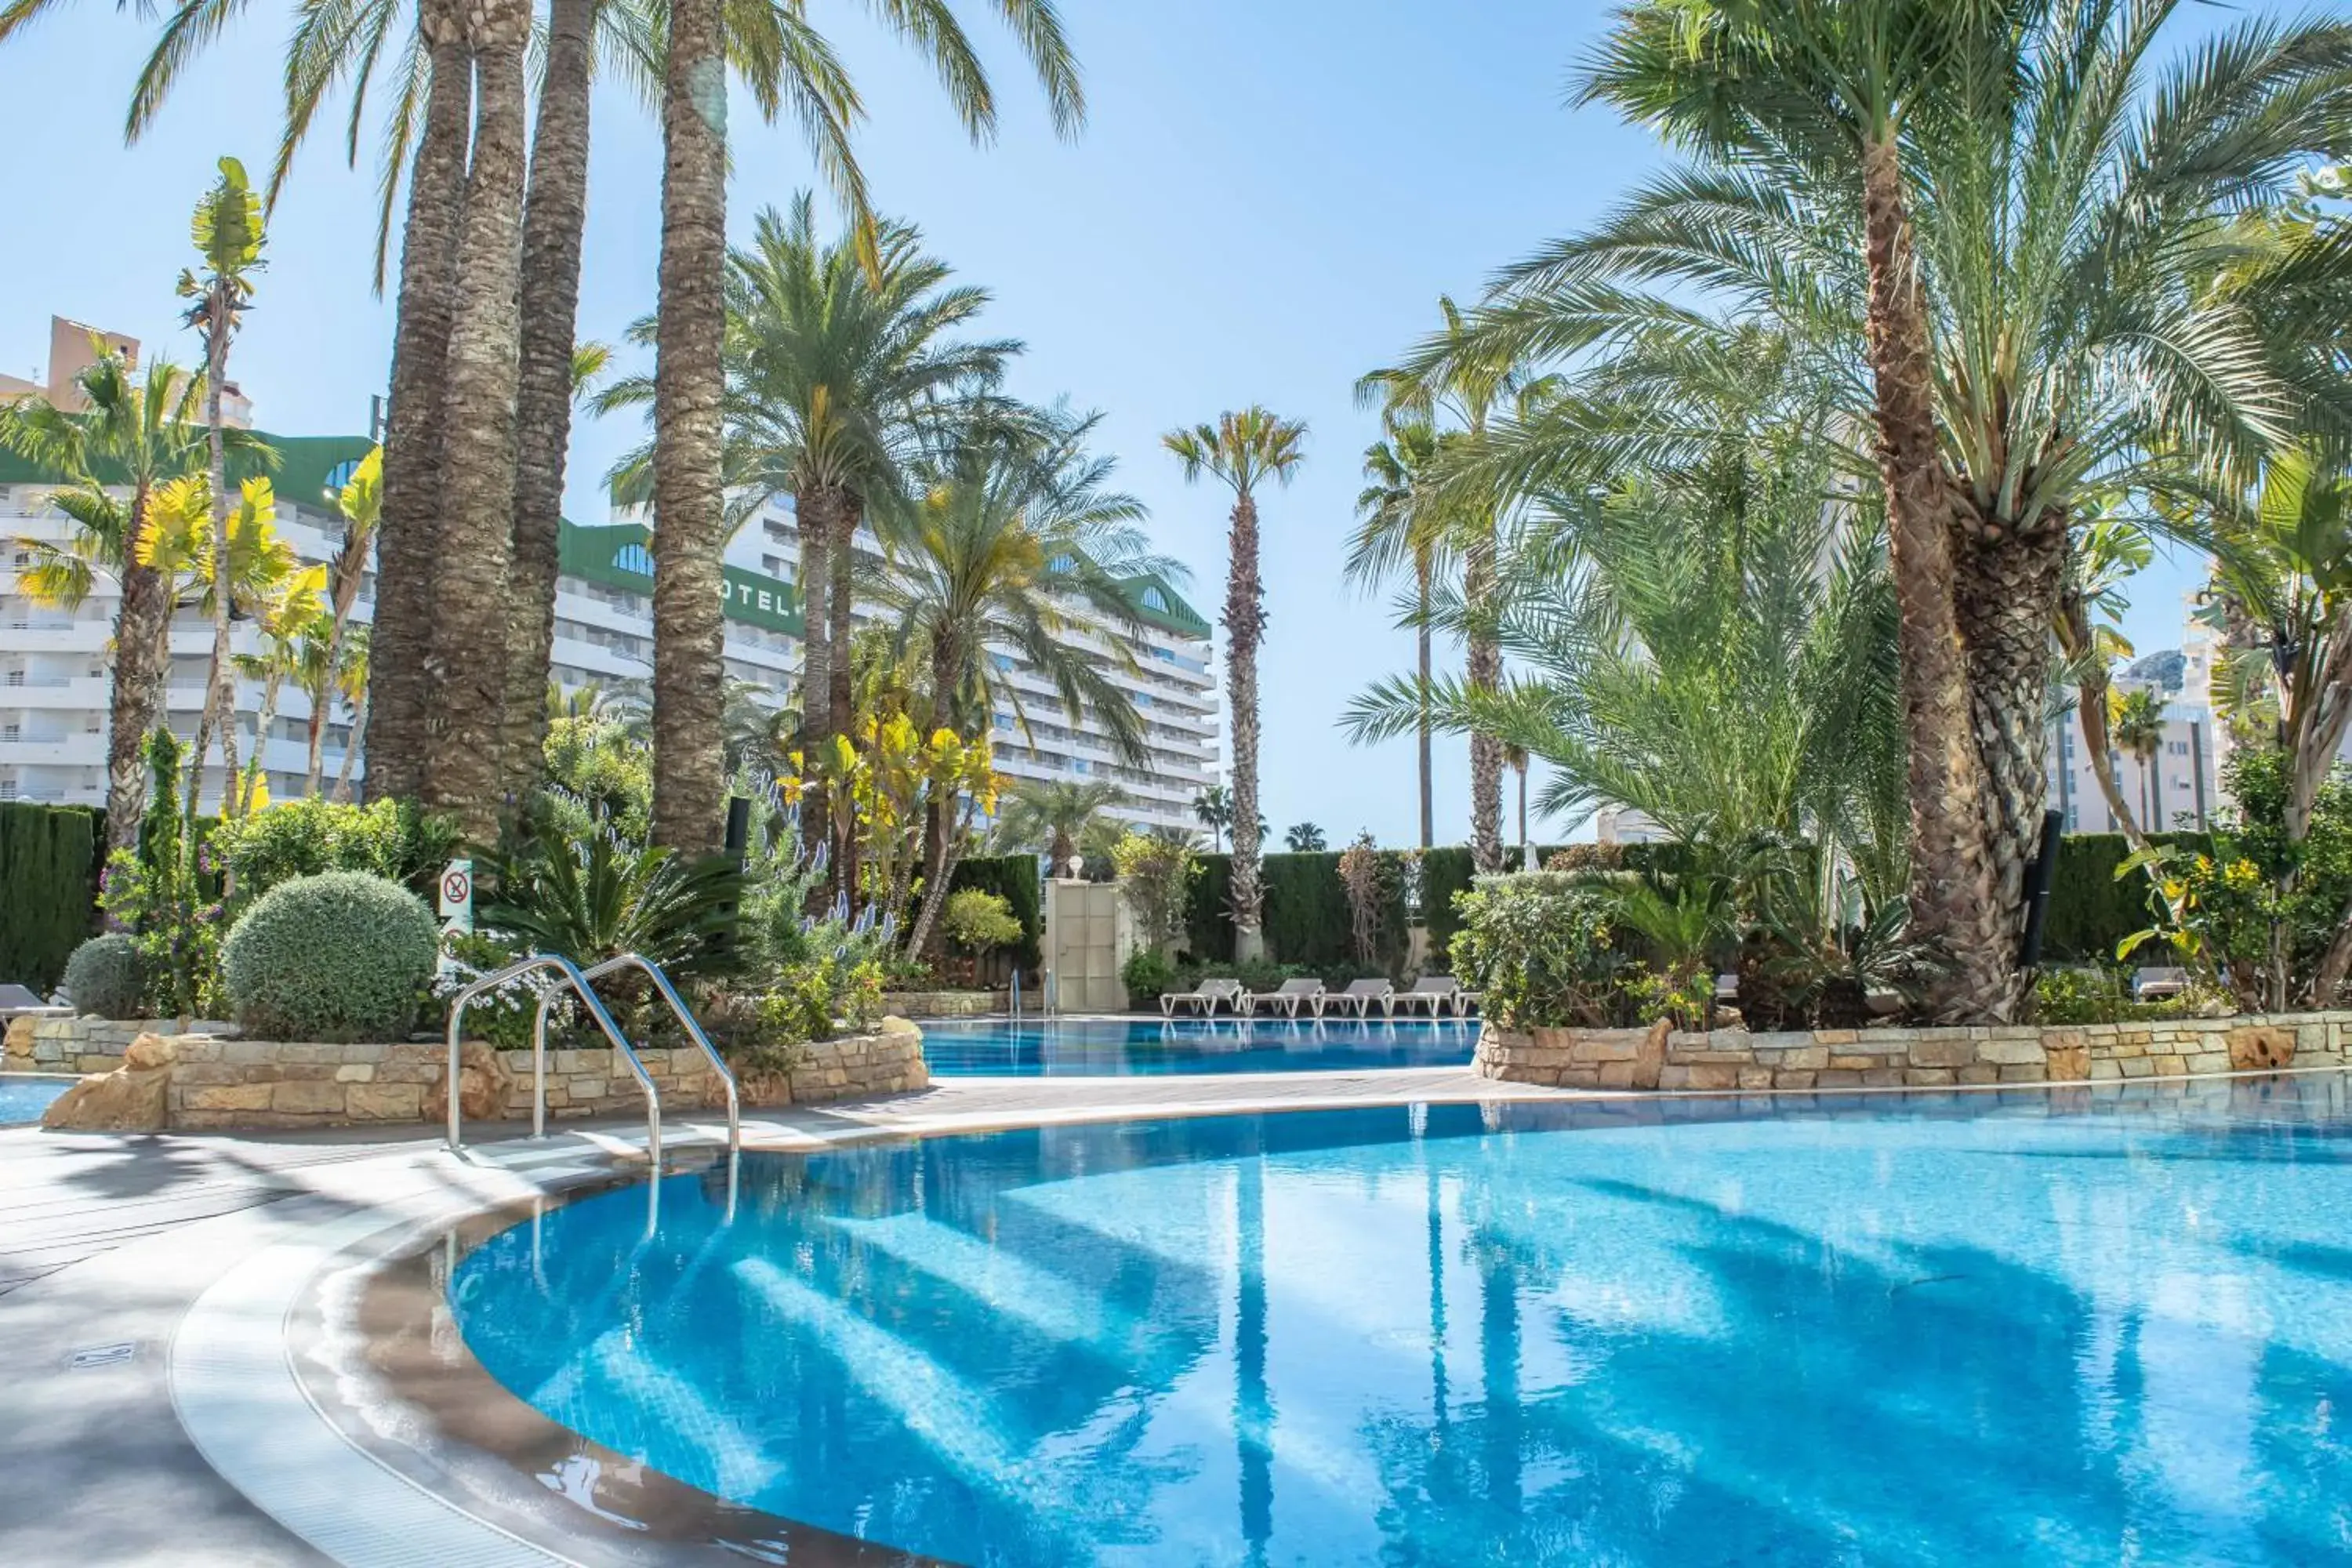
[
  {"xmin": 449, "ymin": 1074, "xmax": 2352, "ymax": 1566},
  {"xmin": 920, "ymin": 1014, "xmax": 1479, "ymax": 1076}
]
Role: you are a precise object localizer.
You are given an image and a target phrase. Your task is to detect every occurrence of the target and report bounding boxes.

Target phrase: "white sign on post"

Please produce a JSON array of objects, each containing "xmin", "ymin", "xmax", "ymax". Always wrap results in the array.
[{"xmin": 436, "ymin": 858, "xmax": 474, "ymax": 975}]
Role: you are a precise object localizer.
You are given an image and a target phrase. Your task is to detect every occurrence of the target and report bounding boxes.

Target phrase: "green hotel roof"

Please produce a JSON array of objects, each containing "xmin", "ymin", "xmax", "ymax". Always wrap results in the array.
[{"xmin": 3, "ymin": 426, "xmax": 1210, "ymax": 641}]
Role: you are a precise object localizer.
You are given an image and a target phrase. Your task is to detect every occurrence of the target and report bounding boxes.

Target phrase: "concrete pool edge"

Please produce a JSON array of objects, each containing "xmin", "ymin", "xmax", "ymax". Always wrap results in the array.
[{"xmin": 74, "ymin": 1059, "xmax": 2352, "ymax": 1566}]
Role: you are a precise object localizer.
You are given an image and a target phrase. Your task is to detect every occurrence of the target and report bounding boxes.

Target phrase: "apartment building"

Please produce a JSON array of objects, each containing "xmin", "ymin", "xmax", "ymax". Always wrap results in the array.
[
  {"xmin": 2, "ymin": 337, "xmax": 1218, "ymax": 827},
  {"xmin": 555, "ymin": 500, "xmax": 1220, "ymax": 836}
]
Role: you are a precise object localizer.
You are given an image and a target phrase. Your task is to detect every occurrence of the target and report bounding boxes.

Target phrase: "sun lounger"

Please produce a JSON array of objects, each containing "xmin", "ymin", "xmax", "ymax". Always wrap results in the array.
[
  {"xmin": 1161, "ymin": 977, "xmax": 1244, "ymax": 1018},
  {"xmin": 1247, "ymin": 978, "xmax": 1327, "ymax": 1018},
  {"xmin": 1393, "ymin": 975, "xmax": 1478, "ymax": 1018},
  {"xmin": 1327, "ymin": 978, "xmax": 1395, "ymax": 1018}
]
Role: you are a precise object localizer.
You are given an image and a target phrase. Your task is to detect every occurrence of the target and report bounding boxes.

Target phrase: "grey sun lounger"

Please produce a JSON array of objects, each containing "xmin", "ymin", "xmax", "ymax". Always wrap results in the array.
[
  {"xmin": 1162, "ymin": 977, "xmax": 1245, "ymax": 1018},
  {"xmin": 1327, "ymin": 978, "xmax": 1395, "ymax": 1018},
  {"xmin": 1247, "ymin": 978, "xmax": 1327, "ymax": 1018},
  {"xmin": 1393, "ymin": 976, "xmax": 1479, "ymax": 1018}
]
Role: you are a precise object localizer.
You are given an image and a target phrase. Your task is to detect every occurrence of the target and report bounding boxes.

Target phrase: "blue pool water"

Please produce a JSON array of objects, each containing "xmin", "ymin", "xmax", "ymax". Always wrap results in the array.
[
  {"xmin": 0, "ymin": 1077, "xmax": 69, "ymax": 1124},
  {"xmin": 921, "ymin": 1014, "xmax": 1479, "ymax": 1076},
  {"xmin": 451, "ymin": 1076, "xmax": 2352, "ymax": 1566}
]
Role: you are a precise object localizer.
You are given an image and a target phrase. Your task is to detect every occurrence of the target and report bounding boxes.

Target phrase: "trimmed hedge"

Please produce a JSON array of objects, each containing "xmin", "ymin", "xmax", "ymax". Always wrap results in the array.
[
  {"xmin": 2041, "ymin": 831, "xmax": 2212, "ymax": 962},
  {"xmin": 949, "ymin": 854, "xmax": 1041, "ymax": 970},
  {"xmin": 1156, "ymin": 833, "xmax": 2191, "ymax": 975},
  {"xmin": 0, "ymin": 803, "xmax": 101, "ymax": 993}
]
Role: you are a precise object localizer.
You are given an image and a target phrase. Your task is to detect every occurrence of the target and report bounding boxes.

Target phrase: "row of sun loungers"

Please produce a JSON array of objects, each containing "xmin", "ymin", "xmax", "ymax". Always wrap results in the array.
[{"xmin": 1158, "ymin": 975, "xmax": 1479, "ymax": 1019}]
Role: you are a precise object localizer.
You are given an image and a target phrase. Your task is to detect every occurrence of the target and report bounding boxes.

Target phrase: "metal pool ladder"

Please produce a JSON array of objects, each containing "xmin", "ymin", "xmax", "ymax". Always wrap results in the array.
[{"xmin": 442, "ymin": 950, "xmax": 741, "ymax": 1167}]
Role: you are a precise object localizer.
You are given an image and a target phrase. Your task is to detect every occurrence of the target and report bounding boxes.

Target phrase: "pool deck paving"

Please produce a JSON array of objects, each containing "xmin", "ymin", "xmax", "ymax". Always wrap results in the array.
[{"xmin": 0, "ymin": 1064, "xmax": 1562, "ymax": 1566}]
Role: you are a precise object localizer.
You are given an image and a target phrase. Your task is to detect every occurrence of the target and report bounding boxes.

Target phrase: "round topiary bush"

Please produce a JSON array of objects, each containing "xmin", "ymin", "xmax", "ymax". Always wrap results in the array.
[
  {"xmin": 62, "ymin": 933, "xmax": 147, "ymax": 1019},
  {"xmin": 221, "ymin": 871, "xmax": 438, "ymax": 1043}
]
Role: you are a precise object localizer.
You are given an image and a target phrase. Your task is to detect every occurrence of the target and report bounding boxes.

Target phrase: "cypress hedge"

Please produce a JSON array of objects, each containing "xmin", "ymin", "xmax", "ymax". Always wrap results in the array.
[
  {"xmin": 2040, "ymin": 831, "xmax": 2211, "ymax": 962},
  {"xmin": 1419, "ymin": 847, "xmax": 1479, "ymax": 965},
  {"xmin": 947, "ymin": 854, "xmax": 1042, "ymax": 969},
  {"xmin": 0, "ymin": 803, "xmax": 102, "ymax": 993}
]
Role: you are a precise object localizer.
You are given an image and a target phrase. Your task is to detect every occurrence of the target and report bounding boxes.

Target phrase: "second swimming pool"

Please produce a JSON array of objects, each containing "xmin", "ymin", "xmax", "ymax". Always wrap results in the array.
[{"xmin": 919, "ymin": 1014, "xmax": 1480, "ymax": 1076}]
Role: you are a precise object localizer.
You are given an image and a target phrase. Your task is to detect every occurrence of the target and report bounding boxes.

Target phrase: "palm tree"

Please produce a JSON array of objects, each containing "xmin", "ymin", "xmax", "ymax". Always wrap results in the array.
[
  {"xmin": 648, "ymin": 1, "xmax": 1084, "ymax": 852},
  {"xmin": 177, "ymin": 157, "xmax": 266, "ymax": 822},
  {"xmin": 0, "ymin": 350, "xmax": 238, "ymax": 855},
  {"xmin": 1192, "ymin": 784, "xmax": 1234, "ymax": 852},
  {"xmin": 870, "ymin": 409, "xmax": 1172, "ymax": 938},
  {"xmin": 328, "ymin": 624, "xmax": 369, "ymax": 802},
  {"xmin": 359, "ymin": 0, "xmax": 473, "ymax": 806},
  {"xmin": 993, "ymin": 778, "xmax": 1130, "ymax": 871},
  {"xmin": 1361, "ymin": 299, "xmax": 1527, "ymax": 875},
  {"xmin": 1283, "ymin": 822, "xmax": 1327, "ymax": 853},
  {"xmin": 1345, "ymin": 444, "xmax": 1906, "ymax": 905},
  {"xmin": 133, "ymin": 474, "xmax": 305, "ymax": 813},
  {"xmin": 302, "ymin": 446, "xmax": 380, "ymax": 795},
  {"xmin": 1352, "ymin": 416, "xmax": 1443, "ymax": 850},
  {"xmin": 1166, "ymin": 408, "xmax": 1306, "ymax": 962},
  {"xmin": 1432, "ymin": 2, "xmax": 2352, "ymax": 1017},
  {"xmin": 233, "ymin": 564, "xmax": 329, "ymax": 815},
  {"xmin": 604, "ymin": 195, "xmax": 1013, "ymax": 871},
  {"xmin": 1504, "ymin": 742, "xmax": 1530, "ymax": 869},
  {"xmin": 2056, "ymin": 514, "xmax": 2155, "ymax": 848},
  {"xmin": 2111, "ymin": 689, "xmax": 2168, "ymax": 833}
]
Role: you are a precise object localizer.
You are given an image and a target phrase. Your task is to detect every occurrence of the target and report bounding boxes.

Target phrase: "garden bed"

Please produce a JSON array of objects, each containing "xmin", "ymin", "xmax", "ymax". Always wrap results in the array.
[
  {"xmin": 38, "ymin": 1018, "xmax": 929, "ymax": 1134},
  {"xmin": 1476, "ymin": 1013, "xmax": 2340, "ymax": 1091}
]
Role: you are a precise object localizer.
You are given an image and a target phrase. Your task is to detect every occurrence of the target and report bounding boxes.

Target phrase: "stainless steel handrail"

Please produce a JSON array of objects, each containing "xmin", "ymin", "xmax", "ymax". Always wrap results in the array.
[
  {"xmin": 533, "ymin": 953, "xmax": 739, "ymax": 1152},
  {"xmin": 446, "ymin": 953, "xmax": 662, "ymax": 1163}
]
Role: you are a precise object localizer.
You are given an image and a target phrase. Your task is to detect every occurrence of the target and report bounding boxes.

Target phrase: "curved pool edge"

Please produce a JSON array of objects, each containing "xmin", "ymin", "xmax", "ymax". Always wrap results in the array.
[{"xmin": 154, "ymin": 1059, "xmax": 2352, "ymax": 1566}]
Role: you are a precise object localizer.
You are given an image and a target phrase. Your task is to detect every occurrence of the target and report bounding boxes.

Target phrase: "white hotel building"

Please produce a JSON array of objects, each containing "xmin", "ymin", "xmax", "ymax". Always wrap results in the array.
[{"xmin": 0, "ymin": 329, "xmax": 1219, "ymax": 828}]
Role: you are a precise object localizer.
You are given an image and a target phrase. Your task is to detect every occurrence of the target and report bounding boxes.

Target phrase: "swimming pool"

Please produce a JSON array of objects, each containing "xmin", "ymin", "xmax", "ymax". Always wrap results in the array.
[
  {"xmin": 0, "ymin": 1076, "xmax": 70, "ymax": 1125},
  {"xmin": 921, "ymin": 1014, "xmax": 1479, "ymax": 1076},
  {"xmin": 448, "ymin": 1075, "xmax": 2352, "ymax": 1566}
]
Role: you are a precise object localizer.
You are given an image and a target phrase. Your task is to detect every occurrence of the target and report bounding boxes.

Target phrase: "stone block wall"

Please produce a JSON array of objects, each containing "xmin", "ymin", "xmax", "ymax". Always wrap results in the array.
[
  {"xmin": 4, "ymin": 1015, "xmax": 229, "ymax": 1076},
  {"xmin": 1476, "ymin": 1013, "xmax": 2352, "ymax": 1091},
  {"xmin": 44, "ymin": 1018, "xmax": 930, "ymax": 1134},
  {"xmin": 878, "ymin": 989, "xmax": 1004, "ymax": 1018}
]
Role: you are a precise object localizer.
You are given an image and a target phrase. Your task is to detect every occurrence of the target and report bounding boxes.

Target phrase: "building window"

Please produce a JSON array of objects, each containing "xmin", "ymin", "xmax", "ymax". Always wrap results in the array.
[{"xmin": 1141, "ymin": 586, "xmax": 1167, "ymax": 612}]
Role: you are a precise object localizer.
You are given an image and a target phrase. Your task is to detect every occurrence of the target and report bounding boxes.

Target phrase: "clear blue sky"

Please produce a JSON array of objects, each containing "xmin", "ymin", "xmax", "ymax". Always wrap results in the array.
[{"xmin": 0, "ymin": 0, "xmax": 2205, "ymax": 847}]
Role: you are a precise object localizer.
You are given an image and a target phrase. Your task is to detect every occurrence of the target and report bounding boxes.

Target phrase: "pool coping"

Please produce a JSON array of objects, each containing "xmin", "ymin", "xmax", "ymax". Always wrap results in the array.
[{"xmin": 33, "ymin": 1058, "xmax": 2349, "ymax": 1566}]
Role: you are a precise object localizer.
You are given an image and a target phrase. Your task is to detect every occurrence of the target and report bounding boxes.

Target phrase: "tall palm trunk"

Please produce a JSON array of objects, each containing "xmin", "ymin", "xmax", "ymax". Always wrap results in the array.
[
  {"xmin": 1415, "ymin": 550, "xmax": 1432, "ymax": 851},
  {"xmin": 829, "ymin": 492, "xmax": 861, "ymax": 898},
  {"xmin": 1954, "ymin": 520, "xmax": 2067, "ymax": 946},
  {"xmin": 1857, "ymin": 137, "xmax": 2009, "ymax": 1019},
  {"xmin": 914, "ymin": 633, "xmax": 961, "ymax": 960},
  {"xmin": 1227, "ymin": 492, "xmax": 1267, "ymax": 960},
  {"xmin": 238, "ymin": 664, "xmax": 287, "ymax": 815},
  {"xmin": 793, "ymin": 482, "xmax": 839, "ymax": 880},
  {"xmin": 332, "ymin": 690, "xmax": 367, "ymax": 803},
  {"xmin": 423, "ymin": 0, "xmax": 530, "ymax": 844},
  {"xmin": 305, "ymin": 561, "xmax": 366, "ymax": 795},
  {"xmin": 499, "ymin": 0, "xmax": 597, "ymax": 808},
  {"xmin": 1465, "ymin": 521, "xmax": 1503, "ymax": 874},
  {"xmin": 649, "ymin": 0, "xmax": 730, "ymax": 852},
  {"xmin": 198, "ymin": 293, "xmax": 239, "ymax": 822},
  {"xmin": 105, "ymin": 487, "xmax": 169, "ymax": 858},
  {"xmin": 365, "ymin": 0, "xmax": 473, "ymax": 803}
]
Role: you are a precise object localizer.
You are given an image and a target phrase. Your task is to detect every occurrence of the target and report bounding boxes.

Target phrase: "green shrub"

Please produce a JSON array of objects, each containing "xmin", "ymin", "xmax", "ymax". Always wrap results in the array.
[
  {"xmin": 209, "ymin": 797, "xmax": 459, "ymax": 910},
  {"xmin": 61, "ymin": 933, "xmax": 147, "ymax": 1018},
  {"xmin": 948, "ymin": 855, "xmax": 1041, "ymax": 968},
  {"xmin": 1450, "ymin": 872, "xmax": 1644, "ymax": 1029},
  {"xmin": 1184, "ymin": 852, "xmax": 1235, "ymax": 962},
  {"xmin": 222, "ymin": 872, "xmax": 438, "ymax": 1041},
  {"xmin": 1121, "ymin": 947, "xmax": 1177, "ymax": 1003},
  {"xmin": 943, "ymin": 889, "xmax": 1022, "ymax": 953}
]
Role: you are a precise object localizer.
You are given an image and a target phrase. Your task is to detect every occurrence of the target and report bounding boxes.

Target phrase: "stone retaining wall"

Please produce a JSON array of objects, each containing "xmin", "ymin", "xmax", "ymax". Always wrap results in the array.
[
  {"xmin": 877, "ymin": 989, "xmax": 1004, "ymax": 1018},
  {"xmin": 42, "ymin": 1018, "xmax": 929, "ymax": 1134},
  {"xmin": 1475, "ymin": 1012, "xmax": 2351, "ymax": 1091},
  {"xmin": 4, "ymin": 1015, "xmax": 231, "ymax": 1076}
]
